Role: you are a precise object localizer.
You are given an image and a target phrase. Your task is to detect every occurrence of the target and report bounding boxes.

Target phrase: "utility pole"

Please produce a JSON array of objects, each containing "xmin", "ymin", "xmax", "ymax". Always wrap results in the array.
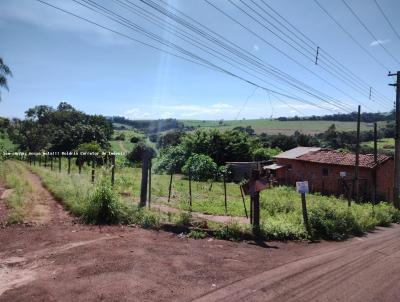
[
  {"xmin": 389, "ymin": 71, "xmax": 400, "ymax": 208},
  {"xmin": 354, "ymin": 105, "xmax": 361, "ymax": 203},
  {"xmin": 372, "ymin": 122, "xmax": 378, "ymax": 204}
]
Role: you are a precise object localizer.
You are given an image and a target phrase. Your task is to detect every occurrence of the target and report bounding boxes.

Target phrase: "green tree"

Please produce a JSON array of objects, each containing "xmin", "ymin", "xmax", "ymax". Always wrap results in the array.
[
  {"xmin": 182, "ymin": 154, "xmax": 218, "ymax": 181},
  {"xmin": 0, "ymin": 57, "xmax": 12, "ymax": 101}
]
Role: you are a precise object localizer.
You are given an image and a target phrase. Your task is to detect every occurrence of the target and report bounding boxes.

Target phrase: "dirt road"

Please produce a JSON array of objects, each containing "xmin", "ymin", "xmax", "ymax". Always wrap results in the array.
[{"xmin": 1, "ymin": 171, "xmax": 400, "ymax": 301}]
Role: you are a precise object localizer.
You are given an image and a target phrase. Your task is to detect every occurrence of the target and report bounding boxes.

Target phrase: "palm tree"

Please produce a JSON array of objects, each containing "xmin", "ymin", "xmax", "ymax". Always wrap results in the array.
[{"xmin": 0, "ymin": 57, "xmax": 12, "ymax": 101}]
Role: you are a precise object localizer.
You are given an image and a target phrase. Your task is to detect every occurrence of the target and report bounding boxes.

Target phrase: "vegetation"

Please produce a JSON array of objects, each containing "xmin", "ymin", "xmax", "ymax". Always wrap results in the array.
[
  {"xmin": 0, "ymin": 161, "xmax": 32, "ymax": 224},
  {"xmin": 7, "ymin": 102, "xmax": 113, "ymax": 152},
  {"xmin": 0, "ymin": 57, "xmax": 12, "ymax": 101}
]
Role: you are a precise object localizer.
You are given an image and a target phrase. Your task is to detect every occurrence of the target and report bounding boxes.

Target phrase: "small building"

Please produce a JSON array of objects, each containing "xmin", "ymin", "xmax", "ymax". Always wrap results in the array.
[{"xmin": 265, "ymin": 147, "xmax": 394, "ymax": 201}]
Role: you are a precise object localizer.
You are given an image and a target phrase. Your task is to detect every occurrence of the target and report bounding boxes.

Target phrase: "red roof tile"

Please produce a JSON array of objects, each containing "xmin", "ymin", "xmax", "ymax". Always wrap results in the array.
[{"xmin": 296, "ymin": 150, "xmax": 390, "ymax": 168}]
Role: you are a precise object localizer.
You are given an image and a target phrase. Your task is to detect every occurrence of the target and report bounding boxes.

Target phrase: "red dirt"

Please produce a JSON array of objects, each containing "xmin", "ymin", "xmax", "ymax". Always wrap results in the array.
[{"xmin": 1, "ymin": 171, "xmax": 400, "ymax": 301}]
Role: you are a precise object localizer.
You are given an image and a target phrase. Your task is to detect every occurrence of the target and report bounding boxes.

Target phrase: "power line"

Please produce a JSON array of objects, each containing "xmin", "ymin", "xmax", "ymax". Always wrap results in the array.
[
  {"xmin": 374, "ymin": 0, "xmax": 400, "ymax": 42},
  {"xmin": 235, "ymin": 0, "xmax": 386, "ymax": 109},
  {"xmin": 202, "ymin": 0, "xmax": 354, "ymax": 112},
  {"xmin": 342, "ymin": 0, "xmax": 400, "ymax": 65},
  {"xmin": 258, "ymin": 0, "xmax": 392, "ymax": 105},
  {"xmin": 80, "ymin": 0, "xmax": 342, "ymax": 112},
  {"xmin": 35, "ymin": 0, "xmax": 343, "ymax": 114},
  {"xmin": 314, "ymin": 0, "xmax": 390, "ymax": 72},
  {"xmin": 137, "ymin": 0, "xmax": 354, "ymax": 112}
]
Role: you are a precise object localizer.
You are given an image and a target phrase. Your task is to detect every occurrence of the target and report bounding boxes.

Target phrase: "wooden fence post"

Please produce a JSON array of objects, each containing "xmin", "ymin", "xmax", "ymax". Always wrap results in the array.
[
  {"xmin": 168, "ymin": 173, "xmax": 173, "ymax": 203},
  {"xmin": 223, "ymin": 174, "xmax": 227, "ymax": 214},
  {"xmin": 301, "ymin": 192, "xmax": 312, "ymax": 239},
  {"xmin": 188, "ymin": 166, "xmax": 192, "ymax": 210},
  {"xmin": 91, "ymin": 158, "xmax": 95, "ymax": 183},
  {"xmin": 250, "ymin": 169, "xmax": 260, "ymax": 236},
  {"xmin": 111, "ymin": 155, "xmax": 115, "ymax": 186},
  {"xmin": 67, "ymin": 154, "xmax": 71, "ymax": 174},
  {"xmin": 148, "ymin": 158, "xmax": 152, "ymax": 208},
  {"xmin": 240, "ymin": 186, "xmax": 248, "ymax": 219},
  {"xmin": 139, "ymin": 153, "xmax": 150, "ymax": 208},
  {"xmin": 58, "ymin": 155, "xmax": 61, "ymax": 172},
  {"xmin": 50, "ymin": 156, "xmax": 53, "ymax": 170}
]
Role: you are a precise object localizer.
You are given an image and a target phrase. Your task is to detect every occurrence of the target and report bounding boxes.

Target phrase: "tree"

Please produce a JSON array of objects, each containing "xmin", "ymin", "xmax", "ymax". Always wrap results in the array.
[
  {"xmin": 182, "ymin": 154, "xmax": 217, "ymax": 181},
  {"xmin": 0, "ymin": 57, "xmax": 12, "ymax": 101}
]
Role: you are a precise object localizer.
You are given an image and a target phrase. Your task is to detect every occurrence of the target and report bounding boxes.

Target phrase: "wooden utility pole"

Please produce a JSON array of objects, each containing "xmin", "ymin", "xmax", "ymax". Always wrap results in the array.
[
  {"xmin": 354, "ymin": 105, "xmax": 361, "ymax": 203},
  {"xmin": 372, "ymin": 122, "xmax": 378, "ymax": 204},
  {"xmin": 389, "ymin": 71, "xmax": 400, "ymax": 208},
  {"xmin": 111, "ymin": 155, "xmax": 115, "ymax": 186},
  {"xmin": 250, "ymin": 169, "xmax": 260, "ymax": 236},
  {"xmin": 148, "ymin": 158, "xmax": 152, "ymax": 208},
  {"xmin": 139, "ymin": 152, "xmax": 150, "ymax": 208}
]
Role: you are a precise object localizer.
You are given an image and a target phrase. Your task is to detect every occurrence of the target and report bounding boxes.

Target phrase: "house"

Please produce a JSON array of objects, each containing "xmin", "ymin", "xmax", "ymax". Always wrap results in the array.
[{"xmin": 264, "ymin": 147, "xmax": 394, "ymax": 201}]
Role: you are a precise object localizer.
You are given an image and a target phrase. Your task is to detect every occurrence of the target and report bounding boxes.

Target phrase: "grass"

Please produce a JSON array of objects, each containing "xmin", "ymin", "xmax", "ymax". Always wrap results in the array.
[
  {"xmin": 0, "ymin": 160, "xmax": 33, "ymax": 224},
  {"xmin": 362, "ymin": 138, "xmax": 394, "ymax": 154},
  {"xmin": 181, "ymin": 119, "xmax": 378, "ymax": 135},
  {"xmin": 14, "ymin": 159, "xmax": 400, "ymax": 241}
]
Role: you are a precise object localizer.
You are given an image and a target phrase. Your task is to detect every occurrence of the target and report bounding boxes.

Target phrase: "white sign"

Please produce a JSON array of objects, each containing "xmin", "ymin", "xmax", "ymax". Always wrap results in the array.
[
  {"xmin": 340, "ymin": 171, "xmax": 347, "ymax": 177},
  {"xmin": 296, "ymin": 181, "xmax": 309, "ymax": 194}
]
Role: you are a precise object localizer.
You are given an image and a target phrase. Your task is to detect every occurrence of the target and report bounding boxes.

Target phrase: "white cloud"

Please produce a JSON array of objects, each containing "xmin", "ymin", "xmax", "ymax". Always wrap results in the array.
[
  {"xmin": 370, "ymin": 39, "xmax": 390, "ymax": 46},
  {"xmin": 211, "ymin": 103, "xmax": 234, "ymax": 109}
]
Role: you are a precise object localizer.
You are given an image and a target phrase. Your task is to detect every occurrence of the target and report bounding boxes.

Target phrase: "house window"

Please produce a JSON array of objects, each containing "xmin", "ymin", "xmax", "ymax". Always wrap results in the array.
[{"xmin": 322, "ymin": 168, "xmax": 329, "ymax": 176}]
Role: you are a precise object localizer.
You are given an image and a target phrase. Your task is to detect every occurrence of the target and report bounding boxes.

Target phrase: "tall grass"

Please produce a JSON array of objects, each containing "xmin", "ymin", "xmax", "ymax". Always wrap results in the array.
[
  {"xmin": 25, "ymin": 161, "xmax": 400, "ymax": 240},
  {"xmin": 0, "ymin": 160, "xmax": 33, "ymax": 223}
]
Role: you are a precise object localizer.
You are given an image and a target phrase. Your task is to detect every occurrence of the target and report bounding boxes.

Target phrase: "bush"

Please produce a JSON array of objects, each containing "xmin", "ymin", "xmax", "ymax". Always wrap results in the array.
[
  {"xmin": 252, "ymin": 147, "xmax": 281, "ymax": 161},
  {"xmin": 153, "ymin": 145, "xmax": 187, "ymax": 174},
  {"xmin": 83, "ymin": 177, "xmax": 125, "ymax": 224},
  {"xmin": 188, "ymin": 230, "xmax": 208, "ymax": 239},
  {"xmin": 182, "ymin": 154, "xmax": 217, "ymax": 181},
  {"xmin": 214, "ymin": 220, "xmax": 249, "ymax": 241},
  {"xmin": 309, "ymin": 202, "xmax": 361, "ymax": 240},
  {"xmin": 261, "ymin": 214, "xmax": 308, "ymax": 240}
]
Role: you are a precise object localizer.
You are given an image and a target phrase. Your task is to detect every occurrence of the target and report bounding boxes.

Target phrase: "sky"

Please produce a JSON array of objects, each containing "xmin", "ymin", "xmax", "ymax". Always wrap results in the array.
[{"xmin": 0, "ymin": 0, "xmax": 399, "ymax": 120}]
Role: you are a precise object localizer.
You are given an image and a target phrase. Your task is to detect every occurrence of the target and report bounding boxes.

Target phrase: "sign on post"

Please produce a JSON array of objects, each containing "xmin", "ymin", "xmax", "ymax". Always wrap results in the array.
[{"xmin": 296, "ymin": 181, "xmax": 309, "ymax": 194}]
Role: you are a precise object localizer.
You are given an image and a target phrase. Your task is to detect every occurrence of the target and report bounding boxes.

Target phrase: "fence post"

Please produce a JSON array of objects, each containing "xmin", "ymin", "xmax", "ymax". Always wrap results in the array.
[
  {"xmin": 67, "ymin": 154, "xmax": 71, "ymax": 174},
  {"xmin": 91, "ymin": 158, "xmax": 95, "ymax": 183},
  {"xmin": 148, "ymin": 158, "xmax": 152, "ymax": 208},
  {"xmin": 139, "ymin": 152, "xmax": 150, "ymax": 208},
  {"xmin": 240, "ymin": 186, "xmax": 248, "ymax": 219},
  {"xmin": 223, "ymin": 174, "xmax": 227, "ymax": 214},
  {"xmin": 111, "ymin": 155, "xmax": 115, "ymax": 186},
  {"xmin": 250, "ymin": 169, "xmax": 260, "ymax": 236},
  {"xmin": 301, "ymin": 192, "xmax": 312, "ymax": 239},
  {"xmin": 168, "ymin": 173, "xmax": 173, "ymax": 203},
  {"xmin": 188, "ymin": 166, "xmax": 192, "ymax": 210},
  {"xmin": 58, "ymin": 155, "xmax": 61, "ymax": 172},
  {"xmin": 50, "ymin": 156, "xmax": 53, "ymax": 171}
]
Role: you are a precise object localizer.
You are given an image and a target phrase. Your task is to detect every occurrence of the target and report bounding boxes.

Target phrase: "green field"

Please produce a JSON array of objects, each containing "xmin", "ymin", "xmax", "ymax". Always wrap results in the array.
[
  {"xmin": 362, "ymin": 138, "xmax": 394, "ymax": 154},
  {"xmin": 181, "ymin": 119, "xmax": 379, "ymax": 135},
  {"xmin": 18, "ymin": 159, "xmax": 400, "ymax": 241}
]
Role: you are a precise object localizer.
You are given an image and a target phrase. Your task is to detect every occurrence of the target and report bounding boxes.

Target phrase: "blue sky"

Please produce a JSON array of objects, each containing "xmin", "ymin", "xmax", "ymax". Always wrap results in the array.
[{"xmin": 0, "ymin": 0, "xmax": 399, "ymax": 120}]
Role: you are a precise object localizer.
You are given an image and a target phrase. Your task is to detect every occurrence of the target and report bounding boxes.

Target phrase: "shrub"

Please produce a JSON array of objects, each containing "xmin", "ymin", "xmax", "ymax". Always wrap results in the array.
[
  {"xmin": 252, "ymin": 147, "xmax": 281, "ymax": 161},
  {"xmin": 153, "ymin": 145, "xmax": 187, "ymax": 174},
  {"xmin": 214, "ymin": 220, "xmax": 249, "ymax": 241},
  {"xmin": 188, "ymin": 230, "xmax": 208, "ymax": 239},
  {"xmin": 182, "ymin": 154, "xmax": 217, "ymax": 181},
  {"xmin": 261, "ymin": 214, "xmax": 308, "ymax": 240},
  {"xmin": 176, "ymin": 211, "xmax": 191, "ymax": 227},
  {"xmin": 83, "ymin": 177, "xmax": 125, "ymax": 224},
  {"xmin": 309, "ymin": 202, "xmax": 361, "ymax": 240}
]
